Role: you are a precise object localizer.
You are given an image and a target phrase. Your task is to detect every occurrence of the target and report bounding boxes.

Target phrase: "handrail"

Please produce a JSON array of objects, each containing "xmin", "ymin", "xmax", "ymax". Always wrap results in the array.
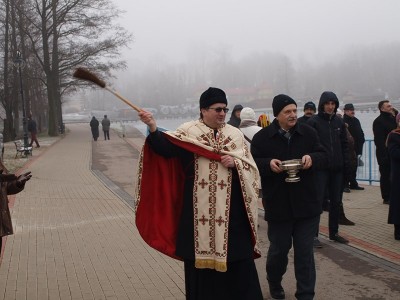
[{"xmin": 357, "ymin": 139, "xmax": 379, "ymax": 185}]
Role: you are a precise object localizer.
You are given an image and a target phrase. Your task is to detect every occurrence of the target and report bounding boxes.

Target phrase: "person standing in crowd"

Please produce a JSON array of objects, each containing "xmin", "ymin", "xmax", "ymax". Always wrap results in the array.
[
  {"xmin": 252, "ymin": 94, "xmax": 327, "ymax": 300},
  {"xmin": 335, "ymin": 109, "xmax": 356, "ymax": 225},
  {"xmin": 27, "ymin": 116, "xmax": 40, "ymax": 148},
  {"xmin": 0, "ymin": 161, "xmax": 32, "ymax": 256},
  {"xmin": 239, "ymin": 107, "xmax": 262, "ymax": 149},
  {"xmin": 373, "ymin": 100, "xmax": 397, "ymax": 204},
  {"xmin": 101, "ymin": 115, "xmax": 111, "ymax": 140},
  {"xmin": 297, "ymin": 101, "xmax": 316, "ymax": 124},
  {"xmin": 90, "ymin": 116, "xmax": 99, "ymax": 141},
  {"xmin": 227, "ymin": 104, "xmax": 243, "ymax": 128},
  {"xmin": 136, "ymin": 87, "xmax": 263, "ymax": 300},
  {"xmin": 307, "ymin": 91, "xmax": 351, "ymax": 244},
  {"xmin": 343, "ymin": 103, "xmax": 365, "ymax": 190},
  {"xmin": 387, "ymin": 113, "xmax": 400, "ymax": 240}
]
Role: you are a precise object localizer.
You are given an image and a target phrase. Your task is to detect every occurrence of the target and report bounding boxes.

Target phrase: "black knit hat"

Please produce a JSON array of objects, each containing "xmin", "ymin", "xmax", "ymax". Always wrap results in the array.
[
  {"xmin": 344, "ymin": 103, "xmax": 355, "ymax": 111},
  {"xmin": 199, "ymin": 87, "xmax": 228, "ymax": 109},
  {"xmin": 304, "ymin": 101, "xmax": 316, "ymax": 111},
  {"xmin": 272, "ymin": 94, "xmax": 297, "ymax": 117}
]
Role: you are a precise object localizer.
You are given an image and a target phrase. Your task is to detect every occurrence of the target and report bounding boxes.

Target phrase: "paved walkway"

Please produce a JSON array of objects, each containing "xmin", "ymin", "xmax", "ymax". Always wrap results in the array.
[{"xmin": 0, "ymin": 123, "xmax": 399, "ymax": 300}]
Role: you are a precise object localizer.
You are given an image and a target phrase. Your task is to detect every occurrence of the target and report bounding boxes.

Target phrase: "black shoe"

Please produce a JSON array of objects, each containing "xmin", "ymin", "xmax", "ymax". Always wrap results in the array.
[
  {"xmin": 339, "ymin": 217, "xmax": 355, "ymax": 226},
  {"xmin": 343, "ymin": 187, "xmax": 351, "ymax": 193},
  {"xmin": 350, "ymin": 186, "xmax": 364, "ymax": 190},
  {"xmin": 268, "ymin": 282, "xmax": 285, "ymax": 299},
  {"xmin": 329, "ymin": 233, "xmax": 349, "ymax": 244}
]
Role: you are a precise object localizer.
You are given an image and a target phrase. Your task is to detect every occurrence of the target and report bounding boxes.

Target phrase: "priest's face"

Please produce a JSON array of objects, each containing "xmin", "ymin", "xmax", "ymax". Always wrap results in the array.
[{"xmin": 201, "ymin": 103, "xmax": 229, "ymax": 129}]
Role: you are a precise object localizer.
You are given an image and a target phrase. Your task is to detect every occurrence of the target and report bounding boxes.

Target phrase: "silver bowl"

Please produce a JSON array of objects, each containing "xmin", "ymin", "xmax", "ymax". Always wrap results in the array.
[{"xmin": 279, "ymin": 159, "xmax": 303, "ymax": 183}]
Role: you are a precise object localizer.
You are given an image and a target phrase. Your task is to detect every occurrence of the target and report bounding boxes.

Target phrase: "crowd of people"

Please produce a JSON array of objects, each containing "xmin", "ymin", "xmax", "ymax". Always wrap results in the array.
[{"xmin": 134, "ymin": 87, "xmax": 398, "ymax": 300}]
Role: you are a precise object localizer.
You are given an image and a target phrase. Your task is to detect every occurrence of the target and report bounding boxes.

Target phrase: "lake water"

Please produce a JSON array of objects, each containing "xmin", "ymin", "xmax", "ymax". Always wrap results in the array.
[{"xmin": 125, "ymin": 110, "xmax": 383, "ymax": 184}]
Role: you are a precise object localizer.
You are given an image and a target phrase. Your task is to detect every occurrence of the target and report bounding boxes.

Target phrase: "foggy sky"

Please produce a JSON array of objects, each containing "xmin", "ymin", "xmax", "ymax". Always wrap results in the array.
[{"xmin": 114, "ymin": 0, "xmax": 400, "ymax": 66}]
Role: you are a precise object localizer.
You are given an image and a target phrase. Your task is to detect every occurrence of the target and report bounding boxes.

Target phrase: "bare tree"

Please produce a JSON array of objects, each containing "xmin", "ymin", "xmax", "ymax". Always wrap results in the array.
[{"xmin": 18, "ymin": 0, "xmax": 131, "ymax": 135}]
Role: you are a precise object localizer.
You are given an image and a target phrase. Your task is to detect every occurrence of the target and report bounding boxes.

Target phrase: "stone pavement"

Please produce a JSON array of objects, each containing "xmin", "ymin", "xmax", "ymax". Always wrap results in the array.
[{"xmin": 0, "ymin": 123, "xmax": 399, "ymax": 300}]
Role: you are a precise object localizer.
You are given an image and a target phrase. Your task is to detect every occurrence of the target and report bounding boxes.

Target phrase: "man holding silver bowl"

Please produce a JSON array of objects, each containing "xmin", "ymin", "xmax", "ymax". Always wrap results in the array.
[{"xmin": 251, "ymin": 94, "xmax": 328, "ymax": 300}]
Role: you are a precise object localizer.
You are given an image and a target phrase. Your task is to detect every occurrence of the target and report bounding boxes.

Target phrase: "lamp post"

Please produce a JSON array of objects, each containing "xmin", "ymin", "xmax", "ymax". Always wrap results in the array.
[{"xmin": 13, "ymin": 50, "xmax": 30, "ymax": 155}]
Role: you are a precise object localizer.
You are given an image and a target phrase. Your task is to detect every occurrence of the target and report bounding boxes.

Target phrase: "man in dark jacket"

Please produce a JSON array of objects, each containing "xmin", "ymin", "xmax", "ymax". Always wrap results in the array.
[
  {"xmin": 252, "ymin": 94, "xmax": 327, "ymax": 300},
  {"xmin": 373, "ymin": 100, "xmax": 397, "ymax": 204},
  {"xmin": 27, "ymin": 116, "xmax": 40, "ymax": 148},
  {"xmin": 307, "ymin": 91, "xmax": 351, "ymax": 244},
  {"xmin": 227, "ymin": 104, "xmax": 243, "ymax": 128},
  {"xmin": 343, "ymin": 103, "xmax": 365, "ymax": 190},
  {"xmin": 89, "ymin": 116, "xmax": 99, "ymax": 141},
  {"xmin": 297, "ymin": 101, "xmax": 316, "ymax": 124}
]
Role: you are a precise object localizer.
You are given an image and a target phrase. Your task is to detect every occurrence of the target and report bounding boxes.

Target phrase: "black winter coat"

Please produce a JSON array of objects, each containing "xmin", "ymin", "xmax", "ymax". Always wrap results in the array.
[
  {"xmin": 307, "ymin": 112, "xmax": 349, "ymax": 173},
  {"xmin": 388, "ymin": 129, "xmax": 400, "ymax": 225},
  {"xmin": 373, "ymin": 111, "xmax": 397, "ymax": 166},
  {"xmin": 343, "ymin": 115, "xmax": 365, "ymax": 156},
  {"xmin": 251, "ymin": 120, "xmax": 328, "ymax": 222}
]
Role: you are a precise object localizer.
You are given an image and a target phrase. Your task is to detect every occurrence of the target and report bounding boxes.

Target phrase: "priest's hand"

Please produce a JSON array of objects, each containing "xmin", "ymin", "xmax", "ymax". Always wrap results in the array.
[
  {"xmin": 138, "ymin": 110, "xmax": 157, "ymax": 133},
  {"xmin": 302, "ymin": 155, "xmax": 312, "ymax": 169},
  {"xmin": 221, "ymin": 155, "xmax": 235, "ymax": 168}
]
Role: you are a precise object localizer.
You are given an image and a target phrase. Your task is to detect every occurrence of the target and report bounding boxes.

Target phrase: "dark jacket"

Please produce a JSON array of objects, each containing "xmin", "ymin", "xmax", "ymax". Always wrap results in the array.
[
  {"xmin": 307, "ymin": 94, "xmax": 350, "ymax": 173},
  {"xmin": 297, "ymin": 115, "xmax": 311, "ymax": 124},
  {"xmin": 0, "ymin": 162, "xmax": 25, "ymax": 237},
  {"xmin": 227, "ymin": 104, "xmax": 243, "ymax": 128},
  {"xmin": 90, "ymin": 117, "xmax": 100, "ymax": 138},
  {"xmin": 387, "ymin": 129, "xmax": 400, "ymax": 225},
  {"xmin": 27, "ymin": 119, "xmax": 37, "ymax": 134},
  {"xmin": 251, "ymin": 120, "xmax": 328, "ymax": 221},
  {"xmin": 343, "ymin": 114, "xmax": 365, "ymax": 155},
  {"xmin": 373, "ymin": 111, "xmax": 397, "ymax": 166}
]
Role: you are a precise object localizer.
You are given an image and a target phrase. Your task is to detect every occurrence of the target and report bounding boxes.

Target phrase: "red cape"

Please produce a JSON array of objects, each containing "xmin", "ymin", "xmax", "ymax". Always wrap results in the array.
[{"xmin": 135, "ymin": 134, "xmax": 221, "ymax": 260}]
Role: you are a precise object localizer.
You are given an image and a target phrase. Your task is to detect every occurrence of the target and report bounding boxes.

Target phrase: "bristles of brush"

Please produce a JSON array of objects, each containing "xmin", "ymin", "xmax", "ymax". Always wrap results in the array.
[{"xmin": 73, "ymin": 67, "xmax": 106, "ymax": 88}]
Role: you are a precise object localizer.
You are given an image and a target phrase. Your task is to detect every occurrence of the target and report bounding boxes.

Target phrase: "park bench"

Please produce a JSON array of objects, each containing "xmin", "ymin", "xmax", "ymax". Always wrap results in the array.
[{"xmin": 14, "ymin": 140, "xmax": 33, "ymax": 158}]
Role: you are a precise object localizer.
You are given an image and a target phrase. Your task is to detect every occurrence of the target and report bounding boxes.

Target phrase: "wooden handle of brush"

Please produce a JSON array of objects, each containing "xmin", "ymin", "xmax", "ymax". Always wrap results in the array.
[{"xmin": 105, "ymin": 87, "xmax": 142, "ymax": 112}]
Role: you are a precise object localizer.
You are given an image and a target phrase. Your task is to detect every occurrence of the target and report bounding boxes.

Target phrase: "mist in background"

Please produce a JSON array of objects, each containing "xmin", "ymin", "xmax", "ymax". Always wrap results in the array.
[{"xmin": 70, "ymin": 0, "xmax": 400, "ymax": 115}]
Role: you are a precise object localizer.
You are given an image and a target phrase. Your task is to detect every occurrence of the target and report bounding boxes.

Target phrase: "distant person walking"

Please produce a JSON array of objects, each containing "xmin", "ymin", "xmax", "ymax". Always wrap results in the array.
[
  {"xmin": 27, "ymin": 116, "xmax": 40, "ymax": 148},
  {"xmin": 387, "ymin": 113, "xmax": 400, "ymax": 240},
  {"xmin": 102, "ymin": 115, "xmax": 111, "ymax": 140},
  {"xmin": 373, "ymin": 100, "xmax": 397, "ymax": 204},
  {"xmin": 227, "ymin": 104, "xmax": 243, "ymax": 128},
  {"xmin": 90, "ymin": 116, "xmax": 99, "ymax": 141}
]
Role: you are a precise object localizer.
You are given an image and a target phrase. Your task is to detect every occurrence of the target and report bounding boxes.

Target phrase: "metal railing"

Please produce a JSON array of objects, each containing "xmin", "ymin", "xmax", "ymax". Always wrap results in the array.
[{"xmin": 357, "ymin": 139, "xmax": 379, "ymax": 185}]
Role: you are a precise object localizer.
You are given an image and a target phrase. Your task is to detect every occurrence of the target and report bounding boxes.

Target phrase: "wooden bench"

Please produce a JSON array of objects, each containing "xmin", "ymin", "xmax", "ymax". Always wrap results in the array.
[{"xmin": 14, "ymin": 140, "xmax": 33, "ymax": 158}]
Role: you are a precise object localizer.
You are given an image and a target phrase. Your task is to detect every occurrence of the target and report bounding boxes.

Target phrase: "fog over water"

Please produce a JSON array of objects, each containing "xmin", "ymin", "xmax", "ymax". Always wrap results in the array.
[{"xmin": 74, "ymin": 1, "xmax": 400, "ymax": 115}]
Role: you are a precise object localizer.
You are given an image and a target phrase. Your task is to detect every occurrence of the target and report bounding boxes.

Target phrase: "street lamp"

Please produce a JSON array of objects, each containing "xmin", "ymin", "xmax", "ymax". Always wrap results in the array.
[{"xmin": 13, "ymin": 50, "xmax": 30, "ymax": 155}]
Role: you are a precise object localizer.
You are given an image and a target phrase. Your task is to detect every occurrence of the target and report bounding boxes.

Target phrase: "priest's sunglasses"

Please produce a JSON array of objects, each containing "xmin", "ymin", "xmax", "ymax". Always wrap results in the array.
[{"xmin": 207, "ymin": 107, "xmax": 229, "ymax": 113}]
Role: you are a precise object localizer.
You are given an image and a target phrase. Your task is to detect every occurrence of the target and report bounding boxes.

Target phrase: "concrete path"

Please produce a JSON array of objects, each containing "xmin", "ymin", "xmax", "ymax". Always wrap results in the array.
[{"xmin": 1, "ymin": 122, "xmax": 400, "ymax": 300}]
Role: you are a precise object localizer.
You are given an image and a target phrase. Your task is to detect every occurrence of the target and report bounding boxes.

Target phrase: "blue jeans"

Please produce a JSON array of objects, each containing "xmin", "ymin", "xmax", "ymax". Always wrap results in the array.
[
  {"xmin": 316, "ymin": 170, "xmax": 343, "ymax": 236},
  {"xmin": 266, "ymin": 215, "xmax": 319, "ymax": 300}
]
